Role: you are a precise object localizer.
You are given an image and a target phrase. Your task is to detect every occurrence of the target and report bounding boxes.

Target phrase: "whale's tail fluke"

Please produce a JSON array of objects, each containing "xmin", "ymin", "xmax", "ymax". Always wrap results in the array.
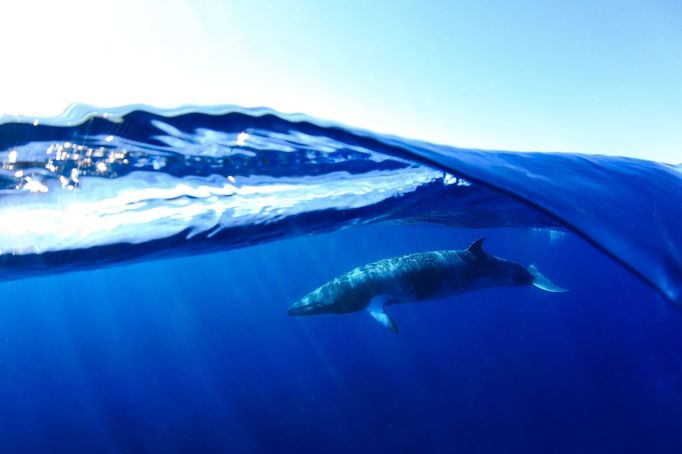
[{"xmin": 528, "ymin": 263, "xmax": 568, "ymax": 293}]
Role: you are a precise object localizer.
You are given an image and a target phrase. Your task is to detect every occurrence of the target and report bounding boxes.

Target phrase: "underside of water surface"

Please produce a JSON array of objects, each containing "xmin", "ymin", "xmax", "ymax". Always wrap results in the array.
[{"xmin": 0, "ymin": 105, "xmax": 679, "ymax": 304}]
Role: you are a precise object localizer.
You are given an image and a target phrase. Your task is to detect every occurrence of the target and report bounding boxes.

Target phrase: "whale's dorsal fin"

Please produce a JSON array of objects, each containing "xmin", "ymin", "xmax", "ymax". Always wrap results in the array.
[
  {"xmin": 466, "ymin": 238, "xmax": 487, "ymax": 257},
  {"xmin": 367, "ymin": 296, "xmax": 399, "ymax": 333}
]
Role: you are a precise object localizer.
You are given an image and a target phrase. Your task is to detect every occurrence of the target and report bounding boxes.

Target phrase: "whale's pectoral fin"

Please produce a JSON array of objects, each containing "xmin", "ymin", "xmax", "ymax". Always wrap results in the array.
[
  {"xmin": 368, "ymin": 307, "xmax": 399, "ymax": 333},
  {"xmin": 528, "ymin": 263, "xmax": 568, "ymax": 293},
  {"xmin": 367, "ymin": 296, "xmax": 399, "ymax": 333}
]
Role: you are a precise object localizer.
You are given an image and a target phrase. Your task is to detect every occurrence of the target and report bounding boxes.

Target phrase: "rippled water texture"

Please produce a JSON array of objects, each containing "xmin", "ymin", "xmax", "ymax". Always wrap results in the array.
[{"xmin": 0, "ymin": 105, "xmax": 679, "ymax": 303}]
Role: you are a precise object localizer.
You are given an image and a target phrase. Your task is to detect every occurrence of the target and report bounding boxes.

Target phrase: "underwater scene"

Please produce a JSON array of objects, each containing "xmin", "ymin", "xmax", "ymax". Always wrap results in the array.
[{"xmin": 0, "ymin": 106, "xmax": 680, "ymax": 453}]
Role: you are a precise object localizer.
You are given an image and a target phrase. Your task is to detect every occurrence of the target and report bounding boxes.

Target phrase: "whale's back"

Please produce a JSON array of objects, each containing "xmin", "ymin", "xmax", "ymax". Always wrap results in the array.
[{"xmin": 362, "ymin": 250, "xmax": 485, "ymax": 302}]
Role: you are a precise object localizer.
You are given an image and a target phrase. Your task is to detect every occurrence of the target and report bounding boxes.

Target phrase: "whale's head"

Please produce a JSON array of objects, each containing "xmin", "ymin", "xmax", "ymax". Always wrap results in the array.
[{"xmin": 287, "ymin": 287, "xmax": 338, "ymax": 316}]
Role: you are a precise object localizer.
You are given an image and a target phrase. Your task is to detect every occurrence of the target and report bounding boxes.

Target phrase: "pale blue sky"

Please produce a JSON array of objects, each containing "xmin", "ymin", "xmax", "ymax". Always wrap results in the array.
[{"xmin": 1, "ymin": 0, "xmax": 680, "ymax": 162}]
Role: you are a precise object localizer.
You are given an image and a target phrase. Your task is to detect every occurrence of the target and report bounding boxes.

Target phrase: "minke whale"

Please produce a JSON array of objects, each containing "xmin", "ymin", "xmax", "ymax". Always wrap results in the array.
[{"xmin": 288, "ymin": 238, "xmax": 567, "ymax": 332}]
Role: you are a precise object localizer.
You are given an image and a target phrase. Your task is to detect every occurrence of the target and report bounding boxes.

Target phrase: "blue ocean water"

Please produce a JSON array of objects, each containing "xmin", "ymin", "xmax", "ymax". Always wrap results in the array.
[{"xmin": 0, "ymin": 106, "xmax": 680, "ymax": 452}]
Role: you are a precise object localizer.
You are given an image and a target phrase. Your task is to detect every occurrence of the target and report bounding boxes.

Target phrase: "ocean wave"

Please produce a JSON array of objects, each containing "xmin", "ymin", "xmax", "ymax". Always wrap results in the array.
[{"xmin": 0, "ymin": 105, "xmax": 679, "ymax": 304}]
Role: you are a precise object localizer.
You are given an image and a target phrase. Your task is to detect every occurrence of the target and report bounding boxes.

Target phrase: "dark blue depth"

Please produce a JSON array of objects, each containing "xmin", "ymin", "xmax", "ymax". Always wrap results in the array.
[{"xmin": 0, "ymin": 225, "xmax": 679, "ymax": 453}]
